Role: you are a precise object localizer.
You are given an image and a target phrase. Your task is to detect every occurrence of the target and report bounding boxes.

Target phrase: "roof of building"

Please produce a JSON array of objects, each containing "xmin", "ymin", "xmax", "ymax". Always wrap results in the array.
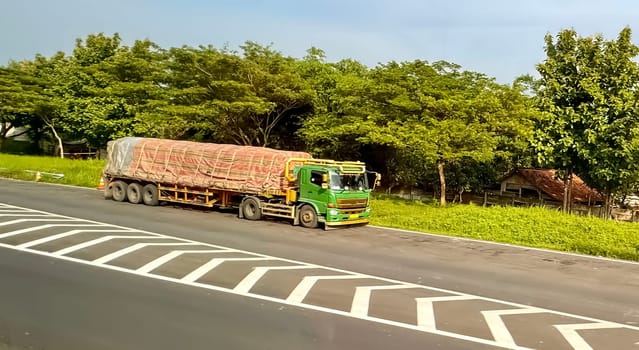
[{"xmin": 503, "ymin": 168, "xmax": 603, "ymax": 203}]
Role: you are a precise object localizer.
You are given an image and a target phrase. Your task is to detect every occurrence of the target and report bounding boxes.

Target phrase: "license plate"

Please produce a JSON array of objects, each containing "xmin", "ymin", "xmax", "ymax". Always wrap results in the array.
[{"xmin": 349, "ymin": 214, "xmax": 359, "ymax": 219}]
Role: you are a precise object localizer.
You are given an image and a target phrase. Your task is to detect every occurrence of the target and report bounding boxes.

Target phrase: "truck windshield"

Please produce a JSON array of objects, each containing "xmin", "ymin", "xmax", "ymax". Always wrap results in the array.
[{"xmin": 329, "ymin": 172, "xmax": 369, "ymax": 191}]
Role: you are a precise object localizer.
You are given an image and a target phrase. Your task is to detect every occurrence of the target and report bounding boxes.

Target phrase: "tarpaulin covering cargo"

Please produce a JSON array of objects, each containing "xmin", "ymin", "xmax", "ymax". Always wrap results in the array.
[{"xmin": 104, "ymin": 137, "xmax": 312, "ymax": 193}]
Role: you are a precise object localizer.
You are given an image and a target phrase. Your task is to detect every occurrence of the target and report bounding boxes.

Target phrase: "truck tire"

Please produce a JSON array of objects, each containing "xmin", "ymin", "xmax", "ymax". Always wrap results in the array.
[
  {"xmin": 299, "ymin": 205, "xmax": 318, "ymax": 228},
  {"xmin": 127, "ymin": 182, "xmax": 144, "ymax": 204},
  {"xmin": 112, "ymin": 181, "xmax": 128, "ymax": 202},
  {"xmin": 142, "ymin": 184, "xmax": 159, "ymax": 206},
  {"xmin": 242, "ymin": 197, "xmax": 262, "ymax": 220}
]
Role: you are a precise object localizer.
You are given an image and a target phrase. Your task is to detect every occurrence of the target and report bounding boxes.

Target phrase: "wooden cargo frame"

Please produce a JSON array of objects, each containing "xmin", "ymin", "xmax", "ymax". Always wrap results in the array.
[{"xmin": 157, "ymin": 183, "xmax": 297, "ymax": 209}]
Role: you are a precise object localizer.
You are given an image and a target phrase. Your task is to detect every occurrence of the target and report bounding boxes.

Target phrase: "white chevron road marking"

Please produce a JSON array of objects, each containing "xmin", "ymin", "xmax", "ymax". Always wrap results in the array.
[
  {"xmin": 482, "ymin": 308, "xmax": 546, "ymax": 346},
  {"xmin": 92, "ymin": 242, "xmax": 200, "ymax": 264},
  {"xmin": 287, "ymin": 275, "xmax": 366, "ymax": 304},
  {"xmin": 350, "ymin": 285, "xmax": 415, "ymax": 316},
  {"xmin": 0, "ymin": 218, "xmax": 80, "ymax": 227},
  {"xmin": 16, "ymin": 229, "xmax": 133, "ymax": 248},
  {"xmin": 52, "ymin": 235, "xmax": 163, "ymax": 256},
  {"xmin": 234, "ymin": 265, "xmax": 316, "ymax": 293},
  {"xmin": 0, "ymin": 224, "xmax": 106, "ymax": 239},
  {"xmin": 555, "ymin": 322, "xmax": 624, "ymax": 350},
  {"xmin": 181, "ymin": 257, "xmax": 273, "ymax": 283},
  {"xmin": 416, "ymin": 295, "xmax": 478, "ymax": 330},
  {"xmin": 0, "ymin": 202, "xmax": 636, "ymax": 350},
  {"xmin": 136, "ymin": 249, "xmax": 233, "ymax": 273}
]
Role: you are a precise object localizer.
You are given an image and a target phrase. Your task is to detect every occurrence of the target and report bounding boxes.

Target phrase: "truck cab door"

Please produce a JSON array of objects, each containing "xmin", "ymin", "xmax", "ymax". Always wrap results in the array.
[{"xmin": 299, "ymin": 169, "xmax": 330, "ymax": 214}]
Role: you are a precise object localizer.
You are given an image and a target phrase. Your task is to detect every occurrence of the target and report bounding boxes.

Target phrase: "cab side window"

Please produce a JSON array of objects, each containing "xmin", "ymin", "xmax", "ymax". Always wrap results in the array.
[{"xmin": 310, "ymin": 171, "xmax": 324, "ymax": 186}]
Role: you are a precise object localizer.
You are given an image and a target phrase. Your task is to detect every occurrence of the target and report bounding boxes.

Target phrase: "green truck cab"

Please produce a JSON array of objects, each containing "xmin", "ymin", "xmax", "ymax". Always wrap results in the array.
[{"xmin": 289, "ymin": 160, "xmax": 378, "ymax": 228}]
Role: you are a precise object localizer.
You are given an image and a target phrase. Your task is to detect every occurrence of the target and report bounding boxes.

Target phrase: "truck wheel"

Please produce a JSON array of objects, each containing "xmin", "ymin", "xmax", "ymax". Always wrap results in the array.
[
  {"xmin": 142, "ymin": 184, "xmax": 159, "ymax": 206},
  {"xmin": 299, "ymin": 205, "xmax": 318, "ymax": 228},
  {"xmin": 127, "ymin": 182, "xmax": 144, "ymax": 204},
  {"xmin": 112, "ymin": 181, "xmax": 128, "ymax": 202},
  {"xmin": 242, "ymin": 197, "xmax": 262, "ymax": 220}
]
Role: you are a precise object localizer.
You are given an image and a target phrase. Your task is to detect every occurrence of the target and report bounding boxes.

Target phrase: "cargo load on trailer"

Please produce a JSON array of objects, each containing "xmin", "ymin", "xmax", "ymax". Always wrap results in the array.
[{"xmin": 102, "ymin": 137, "xmax": 379, "ymax": 229}]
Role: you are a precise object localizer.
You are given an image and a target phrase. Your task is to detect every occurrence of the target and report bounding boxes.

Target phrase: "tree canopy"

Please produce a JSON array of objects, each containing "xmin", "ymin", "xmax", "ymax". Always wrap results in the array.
[
  {"xmin": 2, "ymin": 30, "xmax": 638, "ymax": 205},
  {"xmin": 534, "ymin": 27, "xmax": 639, "ymax": 210}
]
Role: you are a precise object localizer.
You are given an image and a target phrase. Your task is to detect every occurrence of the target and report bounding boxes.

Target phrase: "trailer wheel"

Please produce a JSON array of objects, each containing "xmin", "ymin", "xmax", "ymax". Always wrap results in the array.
[
  {"xmin": 299, "ymin": 205, "xmax": 318, "ymax": 229},
  {"xmin": 112, "ymin": 181, "xmax": 128, "ymax": 202},
  {"xmin": 127, "ymin": 182, "xmax": 144, "ymax": 204},
  {"xmin": 242, "ymin": 197, "xmax": 262, "ymax": 221},
  {"xmin": 142, "ymin": 184, "xmax": 159, "ymax": 206}
]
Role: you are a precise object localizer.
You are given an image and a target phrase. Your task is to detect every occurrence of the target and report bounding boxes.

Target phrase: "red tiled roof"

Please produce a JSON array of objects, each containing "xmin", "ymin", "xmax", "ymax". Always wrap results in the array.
[{"xmin": 512, "ymin": 169, "xmax": 602, "ymax": 203}]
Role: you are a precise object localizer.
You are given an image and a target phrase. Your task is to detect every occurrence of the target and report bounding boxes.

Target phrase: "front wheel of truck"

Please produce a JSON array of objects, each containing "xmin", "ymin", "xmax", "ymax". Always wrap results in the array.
[{"xmin": 299, "ymin": 205, "xmax": 318, "ymax": 228}]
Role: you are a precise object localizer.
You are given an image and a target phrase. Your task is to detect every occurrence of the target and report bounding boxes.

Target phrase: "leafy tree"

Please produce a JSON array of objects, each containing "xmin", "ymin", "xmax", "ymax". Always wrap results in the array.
[
  {"xmin": 534, "ymin": 27, "xmax": 639, "ymax": 213},
  {"xmin": 0, "ymin": 63, "xmax": 39, "ymax": 149},
  {"xmin": 0, "ymin": 61, "xmax": 61, "ymax": 154}
]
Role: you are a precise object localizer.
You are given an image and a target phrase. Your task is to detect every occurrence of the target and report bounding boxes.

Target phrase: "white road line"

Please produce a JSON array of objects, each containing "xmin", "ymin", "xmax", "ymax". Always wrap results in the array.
[
  {"xmin": 0, "ymin": 224, "xmax": 106, "ymax": 239},
  {"xmin": 416, "ymin": 295, "xmax": 477, "ymax": 330},
  {"xmin": 0, "ymin": 218, "xmax": 80, "ymax": 227},
  {"xmin": 234, "ymin": 265, "xmax": 316, "ymax": 293},
  {"xmin": 0, "ymin": 209, "xmax": 42, "ymax": 213},
  {"xmin": 181, "ymin": 257, "xmax": 273, "ymax": 283},
  {"xmin": 0, "ymin": 213, "xmax": 58, "ymax": 217},
  {"xmin": 481, "ymin": 308, "xmax": 546, "ymax": 346},
  {"xmin": 351, "ymin": 285, "xmax": 415, "ymax": 316},
  {"xmin": 52, "ymin": 235, "xmax": 165, "ymax": 256},
  {"xmin": 0, "ymin": 240, "xmax": 531, "ymax": 350},
  {"xmin": 136, "ymin": 250, "xmax": 232, "ymax": 273},
  {"xmin": 0, "ymin": 202, "xmax": 637, "ymax": 350},
  {"xmin": 16, "ymin": 229, "xmax": 133, "ymax": 248},
  {"xmin": 554, "ymin": 322, "xmax": 622, "ymax": 350},
  {"xmin": 287, "ymin": 275, "xmax": 366, "ymax": 304},
  {"xmin": 92, "ymin": 242, "xmax": 200, "ymax": 264}
]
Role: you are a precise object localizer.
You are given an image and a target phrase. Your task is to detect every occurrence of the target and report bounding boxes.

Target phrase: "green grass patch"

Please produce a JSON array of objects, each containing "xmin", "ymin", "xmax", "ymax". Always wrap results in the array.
[
  {"xmin": 2, "ymin": 153, "xmax": 638, "ymax": 261},
  {"xmin": 0, "ymin": 153, "xmax": 104, "ymax": 188},
  {"xmin": 370, "ymin": 195, "xmax": 639, "ymax": 261}
]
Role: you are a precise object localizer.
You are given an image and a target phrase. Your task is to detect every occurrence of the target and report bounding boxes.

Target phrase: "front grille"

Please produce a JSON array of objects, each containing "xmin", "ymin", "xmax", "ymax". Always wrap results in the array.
[{"xmin": 337, "ymin": 198, "xmax": 368, "ymax": 209}]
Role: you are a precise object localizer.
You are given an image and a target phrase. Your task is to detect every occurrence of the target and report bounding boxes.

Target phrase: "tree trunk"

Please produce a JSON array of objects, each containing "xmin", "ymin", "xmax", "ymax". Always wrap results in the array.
[
  {"xmin": 567, "ymin": 173, "xmax": 573, "ymax": 214},
  {"xmin": 44, "ymin": 120, "xmax": 64, "ymax": 159},
  {"xmin": 604, "ymin": 189, "xmax": 612, "ymax": 219},
  {"xmin": 437, "ymin": 158, "xmax": 446, "ymax": 207},
  {"xmin": 562, "ymin": 171, "xmax": 570, "ymax": 213}
]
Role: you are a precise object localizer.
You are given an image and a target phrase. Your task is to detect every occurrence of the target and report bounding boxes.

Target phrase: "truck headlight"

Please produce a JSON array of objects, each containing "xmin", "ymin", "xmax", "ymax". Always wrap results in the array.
[{"xmin": 329, "ymin": 209, "xmax": 338, "ymax": 216}]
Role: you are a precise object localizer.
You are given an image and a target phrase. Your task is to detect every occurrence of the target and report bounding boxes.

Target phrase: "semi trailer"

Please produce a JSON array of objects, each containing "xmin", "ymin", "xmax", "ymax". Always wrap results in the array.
[{"xmin": 102, "ymin": 137, "xmax": 378, "ymax": 228}]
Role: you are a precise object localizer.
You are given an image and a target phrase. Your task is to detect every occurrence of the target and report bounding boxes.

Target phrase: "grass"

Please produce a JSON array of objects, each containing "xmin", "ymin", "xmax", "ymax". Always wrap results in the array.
[
  {"xmin": 370, "ymin": 195, "xmax": 639, "ymax": 261},
  {"xmin": 0, "ymin": 153, "xmax": 104, "ymax": 188},
  {"xmin": 1, "ymin": 153, "xmax": 638, "ymax": 261}
]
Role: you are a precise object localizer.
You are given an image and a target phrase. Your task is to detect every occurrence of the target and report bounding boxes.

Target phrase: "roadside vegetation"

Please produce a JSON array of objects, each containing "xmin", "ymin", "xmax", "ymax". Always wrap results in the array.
[
  {"xmin": 371, "ymin": 195, "xmax": 639, "ymax": 261},
  {"xmin": 0, "ymin": 153, "xmax": 102, "ymax": 187},
  {"xmin": 2, "ymin": 154, "xmax": 637, "ymax": 261},
  {"xmin": 2, "ymin": 28, "xmax": 639, "ymax": 213}
]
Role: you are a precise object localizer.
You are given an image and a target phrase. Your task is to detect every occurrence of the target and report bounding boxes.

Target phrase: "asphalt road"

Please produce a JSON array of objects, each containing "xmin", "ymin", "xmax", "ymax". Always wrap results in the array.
[{"xmin": 0, "ymin": 178, "xmax": 638, "ymax": 350}]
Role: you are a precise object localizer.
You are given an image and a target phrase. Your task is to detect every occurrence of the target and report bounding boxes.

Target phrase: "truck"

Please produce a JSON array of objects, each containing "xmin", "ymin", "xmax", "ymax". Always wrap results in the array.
[{"xmin": 102, "ymin": 137, "xmax": 379, "ymax": 229}]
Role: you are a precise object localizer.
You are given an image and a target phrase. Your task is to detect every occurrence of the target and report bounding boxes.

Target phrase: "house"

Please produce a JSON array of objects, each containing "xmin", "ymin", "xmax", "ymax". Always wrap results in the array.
[{"xmin": 499, "ymin": 168, "xmax": 602, "ymax": 205}]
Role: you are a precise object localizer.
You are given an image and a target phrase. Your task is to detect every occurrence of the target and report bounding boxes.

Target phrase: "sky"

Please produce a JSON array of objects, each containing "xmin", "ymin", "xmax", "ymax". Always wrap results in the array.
[{"xmin": 2, "ymin": 0, "xmax": 639, "ymax": 84}]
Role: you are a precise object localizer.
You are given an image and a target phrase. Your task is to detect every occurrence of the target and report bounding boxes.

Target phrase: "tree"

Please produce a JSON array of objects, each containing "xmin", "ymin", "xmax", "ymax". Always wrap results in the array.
[
  {"xmin": 0, "ymin": 63, "xmax": 41, "ymax": 149},
  {"xmin": 534, "ymin": 27, "xmax": 639, "ymax": 214},
  {"xmin": 0, "ymin": 61, "xmax": 62, "ymax": 154}
]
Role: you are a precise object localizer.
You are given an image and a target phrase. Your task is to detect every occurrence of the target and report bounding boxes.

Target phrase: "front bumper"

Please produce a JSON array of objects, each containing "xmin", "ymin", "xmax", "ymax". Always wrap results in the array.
[
  {"xmin": 324, "ymin": 206, "xmax": 371, "ymax": 226},
  {"xmin": 324, "ymin": 218, "xmax": 369, "ymax": 226}
]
